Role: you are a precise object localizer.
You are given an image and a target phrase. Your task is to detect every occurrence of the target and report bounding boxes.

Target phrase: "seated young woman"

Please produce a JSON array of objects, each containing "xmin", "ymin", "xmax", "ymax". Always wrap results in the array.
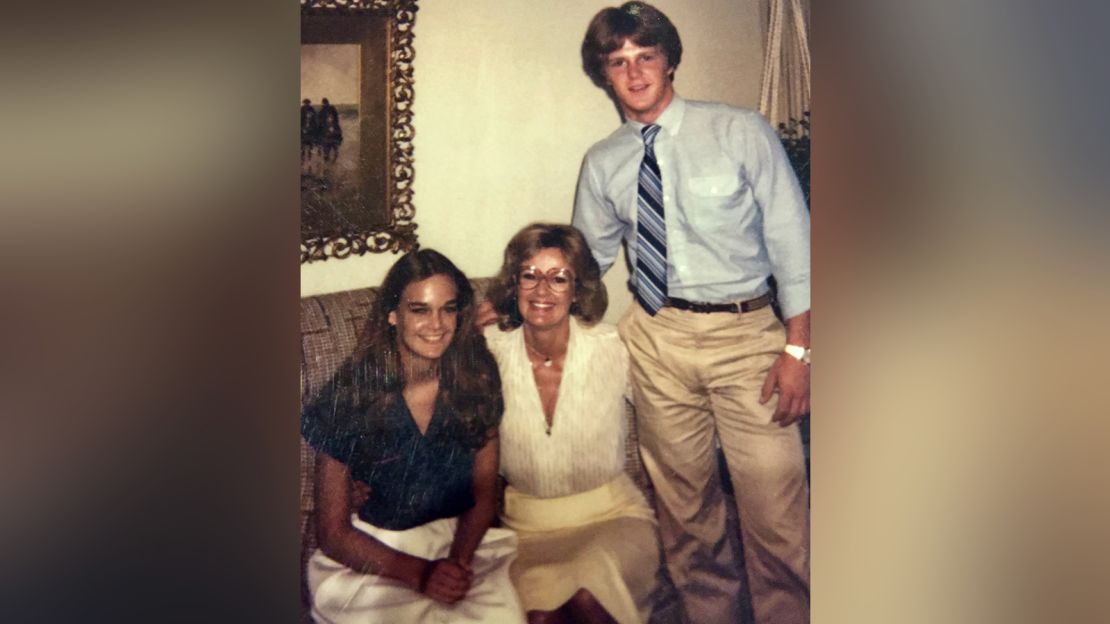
[
  {"xmin": 482, "ymin": 223, "xmax": 661, "ymax": 624},
  {"xmin": 301, "ymin": 249, "xmax": 525, "ymax": 623}
]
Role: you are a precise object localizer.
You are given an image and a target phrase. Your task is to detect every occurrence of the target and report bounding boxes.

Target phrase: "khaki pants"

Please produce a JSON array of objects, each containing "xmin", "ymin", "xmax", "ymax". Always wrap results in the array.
[{"xmin": 619, "ymin": 303, "xmax": 809, "ymax": 624}]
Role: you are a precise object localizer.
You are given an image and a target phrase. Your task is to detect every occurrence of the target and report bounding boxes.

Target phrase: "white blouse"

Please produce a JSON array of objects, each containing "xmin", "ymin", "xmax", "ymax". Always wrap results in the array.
[{"xmin": 485, "ymin": 318, "xmax": 630, "ymax": 498}]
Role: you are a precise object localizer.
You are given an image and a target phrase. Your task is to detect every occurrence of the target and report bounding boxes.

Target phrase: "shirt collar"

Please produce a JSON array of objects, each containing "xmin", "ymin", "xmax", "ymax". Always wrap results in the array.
[{"xmin": 625, "ymin": 93, "xmax": 686, "ymax": 139}]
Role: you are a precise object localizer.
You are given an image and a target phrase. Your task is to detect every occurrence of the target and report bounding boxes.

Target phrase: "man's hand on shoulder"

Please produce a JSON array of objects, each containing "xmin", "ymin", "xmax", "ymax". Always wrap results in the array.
[
  {"xmin": 475, "ymin": 300, "xmax": 498, "ymax": 329},
  {"xmin": 760, "ymin": 352, "xmax": 810, "ymax": 427}
]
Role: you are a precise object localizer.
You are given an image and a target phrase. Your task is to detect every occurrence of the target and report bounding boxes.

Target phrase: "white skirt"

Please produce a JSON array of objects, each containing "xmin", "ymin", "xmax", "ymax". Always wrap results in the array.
[{"xmin": 307, "ymin": 515, "xmax": 526, "ymax": 624}]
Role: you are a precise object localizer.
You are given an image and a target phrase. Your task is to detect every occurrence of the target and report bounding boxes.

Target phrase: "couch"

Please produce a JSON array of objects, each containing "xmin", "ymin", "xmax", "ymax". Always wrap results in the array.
[{"xmin": 300, "ymin": 279, "xmax": 687, "ymax": 623}]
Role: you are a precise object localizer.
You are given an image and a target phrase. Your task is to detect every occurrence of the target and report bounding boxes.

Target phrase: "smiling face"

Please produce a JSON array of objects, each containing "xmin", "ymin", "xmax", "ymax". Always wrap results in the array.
[
  {"xmin": 604, "ymin": 39, "xmax": 675, "ymax": 124},
  {"xmin": 388, "ymin": 274, "xmax": 459, "ymax": 366},
  {"xmin": 517, "ymin": 247, "xmax": 575, "ymax": 332}
]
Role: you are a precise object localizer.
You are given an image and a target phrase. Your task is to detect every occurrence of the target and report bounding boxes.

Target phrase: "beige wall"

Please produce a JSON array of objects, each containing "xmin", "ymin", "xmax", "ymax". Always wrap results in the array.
[{"xmin": 300, "ymin": 0, "xmax": 766, "ymax": 323}]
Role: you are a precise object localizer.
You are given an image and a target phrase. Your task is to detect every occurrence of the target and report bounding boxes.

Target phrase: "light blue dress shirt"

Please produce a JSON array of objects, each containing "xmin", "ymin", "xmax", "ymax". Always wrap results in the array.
[{"xmin": 572, "ymin": 95, "xmax": 811, "ymax": 319}]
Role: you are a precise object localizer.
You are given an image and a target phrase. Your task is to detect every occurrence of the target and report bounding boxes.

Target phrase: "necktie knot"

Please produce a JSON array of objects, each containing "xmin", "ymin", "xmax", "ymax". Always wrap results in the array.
[{"xmin": 642, "ymin": 124, "xmax": 661, "ymax": 149}]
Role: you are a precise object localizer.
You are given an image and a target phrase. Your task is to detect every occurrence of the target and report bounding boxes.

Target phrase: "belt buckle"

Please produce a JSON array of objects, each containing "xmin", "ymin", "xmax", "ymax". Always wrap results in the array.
[{"xmin": 737, "ymin": 293, "xmax": 769, "ymax": 313}]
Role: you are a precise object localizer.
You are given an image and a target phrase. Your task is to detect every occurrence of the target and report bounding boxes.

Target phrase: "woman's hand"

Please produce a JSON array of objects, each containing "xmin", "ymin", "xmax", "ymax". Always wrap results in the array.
[
  {"xmin": 348, "ymin": 478, "xmax": 371, "ymax": 509},
  {"xmin": 419, "ymin": 558, "xmax": 473, "ymax": 603}
]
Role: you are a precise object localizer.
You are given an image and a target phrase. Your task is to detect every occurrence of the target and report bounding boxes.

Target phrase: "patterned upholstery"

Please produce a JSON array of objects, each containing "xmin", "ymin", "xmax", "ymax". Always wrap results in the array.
[{"xmin": 298, "ymin": 280, "xmax": 671, "ymax": 622}]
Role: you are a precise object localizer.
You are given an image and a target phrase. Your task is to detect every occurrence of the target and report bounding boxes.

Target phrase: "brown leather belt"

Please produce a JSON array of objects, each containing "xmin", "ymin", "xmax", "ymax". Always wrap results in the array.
[{"xmin": 663, "ymin": 292, "xmax": 773, "ymax": 314}]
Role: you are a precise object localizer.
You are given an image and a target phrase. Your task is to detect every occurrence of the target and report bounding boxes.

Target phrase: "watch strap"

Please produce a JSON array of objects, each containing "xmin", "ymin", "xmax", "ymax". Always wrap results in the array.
[{"xmin": 784, "ymin": 344, "xmax": 811, "ymax": 364}]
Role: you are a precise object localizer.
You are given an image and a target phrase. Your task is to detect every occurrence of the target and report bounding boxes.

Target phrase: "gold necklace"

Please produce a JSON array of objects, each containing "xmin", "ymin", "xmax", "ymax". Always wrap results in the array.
[{"xmin": 524, "ymin": 340, "xmax": 559, "ymax": 369}]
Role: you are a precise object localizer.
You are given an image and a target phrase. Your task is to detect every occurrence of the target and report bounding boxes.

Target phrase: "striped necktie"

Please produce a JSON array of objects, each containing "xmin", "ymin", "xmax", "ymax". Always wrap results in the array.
[{"xmin": 634, "ymin": 123, "xmax": 667, "ymax": 315}]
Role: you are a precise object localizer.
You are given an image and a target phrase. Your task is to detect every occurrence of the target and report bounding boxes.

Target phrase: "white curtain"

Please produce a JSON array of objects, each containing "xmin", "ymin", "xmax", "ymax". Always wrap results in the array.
[{"xmin": 759, "ymin": 0, "xmax": 811, "ymax": 128}]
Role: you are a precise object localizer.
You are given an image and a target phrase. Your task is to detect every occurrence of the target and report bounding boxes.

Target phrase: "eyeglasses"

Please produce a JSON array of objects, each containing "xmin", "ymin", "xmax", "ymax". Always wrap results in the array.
[{"xmin": 517, "ymin": 266, "xmax": 575, "ymax": 293}]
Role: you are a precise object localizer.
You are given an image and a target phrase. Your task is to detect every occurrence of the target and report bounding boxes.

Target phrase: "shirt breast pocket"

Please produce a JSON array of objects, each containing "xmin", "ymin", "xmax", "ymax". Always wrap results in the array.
[{"xmin": 684, "ymin": 173, "xmax": 746, "ymax": 229}]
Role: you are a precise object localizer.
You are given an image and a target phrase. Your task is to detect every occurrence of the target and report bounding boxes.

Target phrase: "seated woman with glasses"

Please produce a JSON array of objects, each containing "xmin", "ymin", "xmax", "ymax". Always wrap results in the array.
[
  {"xmin": 301, "ymin": 249, "xmax": 525, "ymax": 623},
  {"xmin": 483, "ymin": 223, "xmax": 660, "ymax": 624}
]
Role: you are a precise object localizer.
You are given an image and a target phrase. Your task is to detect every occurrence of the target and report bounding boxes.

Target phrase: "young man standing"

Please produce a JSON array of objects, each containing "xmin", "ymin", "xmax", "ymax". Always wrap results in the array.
[{"xmin": 572, "ymin": 3, "xmax": 811, "ymax": 623}]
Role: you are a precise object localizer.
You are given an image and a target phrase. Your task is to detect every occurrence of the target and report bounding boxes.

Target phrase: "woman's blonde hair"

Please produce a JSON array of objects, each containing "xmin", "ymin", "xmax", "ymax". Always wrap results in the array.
[{"xmin": 486, "ymin": 223, "xmax": 607, "ymax": 330}]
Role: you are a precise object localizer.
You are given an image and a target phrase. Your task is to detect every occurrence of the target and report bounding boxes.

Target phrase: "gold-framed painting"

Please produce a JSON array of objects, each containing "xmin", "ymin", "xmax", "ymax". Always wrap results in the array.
[{"xmin": 300, "ymin": 0, "xmax": 419, "ymax": 263}]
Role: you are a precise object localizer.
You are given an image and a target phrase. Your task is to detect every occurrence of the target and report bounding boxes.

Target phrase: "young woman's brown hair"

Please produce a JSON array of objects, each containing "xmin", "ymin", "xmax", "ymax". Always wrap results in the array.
[{"xmin": 304, "ymin": 249, "xmax": 502, "ymax": 454}]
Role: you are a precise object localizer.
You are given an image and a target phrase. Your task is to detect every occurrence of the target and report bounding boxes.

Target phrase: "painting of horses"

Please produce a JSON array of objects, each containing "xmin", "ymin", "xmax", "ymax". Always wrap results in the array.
[
  {"xmin": 300, "ymin": 44, "xmax": 365, "ymax": 236},
  {"xmin": 300, "ymin": 10, "xmax": 396, "ymax": 255}
]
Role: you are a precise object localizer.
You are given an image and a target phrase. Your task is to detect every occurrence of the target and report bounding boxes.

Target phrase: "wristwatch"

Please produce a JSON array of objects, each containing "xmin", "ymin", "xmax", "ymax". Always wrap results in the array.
[{"xmin": 784, "ymin": 344, "xmax": 811, "ymax": 365}]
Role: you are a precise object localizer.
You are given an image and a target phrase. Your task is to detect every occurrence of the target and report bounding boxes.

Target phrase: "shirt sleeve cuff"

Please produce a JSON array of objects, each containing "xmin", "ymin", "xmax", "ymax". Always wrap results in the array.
[{"xmin": 776, "ymin": 285, "xmax": 810, "ymax": 320}]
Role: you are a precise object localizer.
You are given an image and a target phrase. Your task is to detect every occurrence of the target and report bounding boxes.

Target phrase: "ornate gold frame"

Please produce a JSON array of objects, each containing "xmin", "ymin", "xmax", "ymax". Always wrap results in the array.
[{"xmin": 300, "ymin": 0, "xmax": 419, "ymax": 263}]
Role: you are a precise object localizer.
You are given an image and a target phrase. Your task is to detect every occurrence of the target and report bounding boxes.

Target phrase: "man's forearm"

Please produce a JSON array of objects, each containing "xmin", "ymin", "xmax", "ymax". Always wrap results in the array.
[{"xmin": 784, "ymin": 310, "xmax": 810, "ymax": 347}]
